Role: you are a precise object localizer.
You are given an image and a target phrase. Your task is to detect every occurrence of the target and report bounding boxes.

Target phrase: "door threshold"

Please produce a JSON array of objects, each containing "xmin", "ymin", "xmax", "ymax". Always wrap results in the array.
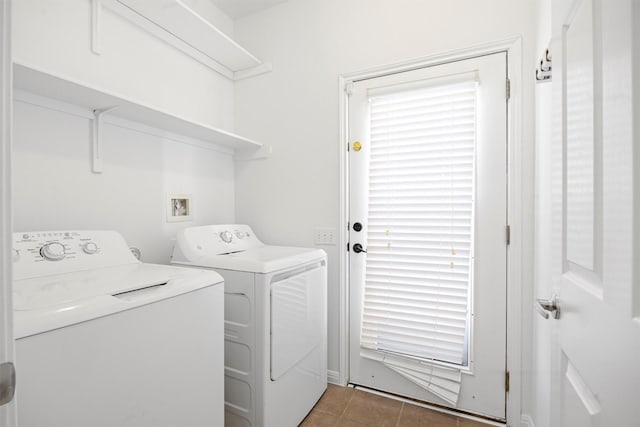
[{"xmin": 348, "ymin": 383, "xmax": 505, "ymax": 426}]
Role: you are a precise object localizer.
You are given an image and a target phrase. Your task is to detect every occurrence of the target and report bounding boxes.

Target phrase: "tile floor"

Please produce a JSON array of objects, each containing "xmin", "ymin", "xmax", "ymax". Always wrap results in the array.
[{"xmin": 300, "ymin": 384, "xmax": 496, "ymax": 427}]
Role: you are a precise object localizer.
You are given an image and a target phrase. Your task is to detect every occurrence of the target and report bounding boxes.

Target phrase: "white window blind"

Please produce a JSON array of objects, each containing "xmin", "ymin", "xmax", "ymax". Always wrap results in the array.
[{"xmin": 360, "ymin": 75, "xmax": 477, "ymax": 367}]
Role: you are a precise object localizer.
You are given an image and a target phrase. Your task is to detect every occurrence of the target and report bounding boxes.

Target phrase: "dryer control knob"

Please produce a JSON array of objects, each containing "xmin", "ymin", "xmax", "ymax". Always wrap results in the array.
[
  {"xmin": 220, "ymin": 231, "xmax": 233, "ymax": 243},
  {"xmin": 82, "ymin": 242, "xmax": 99, "ymax": 254},
  {"xmin": 40, "ymin": 242, "xmax": 66, "ymax": 261}
]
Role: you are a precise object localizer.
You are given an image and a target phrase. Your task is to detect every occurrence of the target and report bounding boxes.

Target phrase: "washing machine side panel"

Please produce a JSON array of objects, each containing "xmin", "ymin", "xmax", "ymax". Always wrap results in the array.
[
  {"xmin": 215, "ymin": 269, "xmax": 257, "ymax": 427},
  {"xmin": 254, "ymin": 272, "xmax": 269, "ymax": 427},
  {"xmin": 15, "ymin": 285, "xmax": 224, "ymax": 427}
]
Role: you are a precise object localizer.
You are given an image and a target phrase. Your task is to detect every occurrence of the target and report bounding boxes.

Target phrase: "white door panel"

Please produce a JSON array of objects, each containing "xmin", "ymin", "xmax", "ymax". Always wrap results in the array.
[
  {"xmin": 546, "ymin": 0, "xmax": 640, "ymax": 425},
  {"xmin": 348, "ymin": 53, "xmax": 507, "ymax": 419},
  {"xmin": 565, "ymin": 0, "xmax": 598, "ymax": 273}
]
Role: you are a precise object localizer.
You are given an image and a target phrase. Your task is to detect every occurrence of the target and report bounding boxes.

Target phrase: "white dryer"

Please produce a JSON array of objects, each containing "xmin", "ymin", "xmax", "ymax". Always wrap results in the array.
[
  {"xmin": 13, "ymin": 230, "xmax": 225, "ymax": 427},
  {"xmin": 172, "ymin": 224, "xmax": 327, "ymax": 427}
]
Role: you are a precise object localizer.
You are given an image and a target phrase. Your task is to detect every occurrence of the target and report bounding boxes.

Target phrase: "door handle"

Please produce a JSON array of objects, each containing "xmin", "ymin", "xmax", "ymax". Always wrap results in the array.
[
  {"xmin": 535, "ymin": 295, "xmax": 560, "ymax": 319},
  {"xmin": 352, "ymin": 243, "xmax": 367, "ymax": 253},
  {"xmin": 0, "ymin": 362, "xmax": 15, "ymax": 406}
]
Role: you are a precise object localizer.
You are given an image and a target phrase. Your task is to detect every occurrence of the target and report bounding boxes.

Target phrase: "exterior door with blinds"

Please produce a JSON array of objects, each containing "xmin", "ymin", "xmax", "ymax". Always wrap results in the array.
[{"xmin": 348, "ymin": 52, "xmax": 508, "ymax": 419}]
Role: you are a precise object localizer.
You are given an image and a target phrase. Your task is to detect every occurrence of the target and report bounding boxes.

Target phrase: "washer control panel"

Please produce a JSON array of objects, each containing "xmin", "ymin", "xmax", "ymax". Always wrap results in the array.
[{"xmin": 13, "ymin": 231, "xmax": 138, "ymax": 280}]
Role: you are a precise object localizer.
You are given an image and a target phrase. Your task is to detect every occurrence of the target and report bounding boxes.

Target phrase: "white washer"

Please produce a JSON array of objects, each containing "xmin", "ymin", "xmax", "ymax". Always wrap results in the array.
[
  {"xmin": 172, "ymin": 224, "xmax": 327, "ymax": 427},
  {"xmin": 13, "ymin": 230, "xmax": 225, "ymax": 427}
]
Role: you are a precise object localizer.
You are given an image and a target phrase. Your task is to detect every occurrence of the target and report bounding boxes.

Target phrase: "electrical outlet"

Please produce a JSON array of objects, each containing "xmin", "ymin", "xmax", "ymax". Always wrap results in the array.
[{"xmin": 314, "ymin": 227, "xmax": 336, "ymax": 245}]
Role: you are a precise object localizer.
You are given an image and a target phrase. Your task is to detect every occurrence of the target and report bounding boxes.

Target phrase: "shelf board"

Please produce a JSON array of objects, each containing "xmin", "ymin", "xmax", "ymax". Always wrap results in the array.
[
  {"xmin": 13, "ymin": 62, "xmax": 263, "ymax": 152},
  {"xmin": 116, "ymin": 0, "xmax": 262, "ymax": 73}
]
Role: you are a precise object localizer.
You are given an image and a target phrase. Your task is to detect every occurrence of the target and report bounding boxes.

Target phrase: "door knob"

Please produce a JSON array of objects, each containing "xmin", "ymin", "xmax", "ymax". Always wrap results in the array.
[
  {"xmin": 535, "ymin": 295, "xmax": 560, "ymax": 319},
  {"xmin": 353, "ymin": 243, "xmax": 367, "ymax": 253}
]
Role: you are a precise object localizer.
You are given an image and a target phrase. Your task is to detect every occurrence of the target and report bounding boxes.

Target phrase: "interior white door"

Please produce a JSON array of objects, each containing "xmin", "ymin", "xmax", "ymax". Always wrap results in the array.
[
  {"xmin": 348, "ymin": 53, "xmax": 508, "ymax": 419},
  {"xmin": 0, "ymin": 0, "xmax": 16, "ymax": 426},
  {"xmin": 546, "ymin": 0, "xmax": 640, "ymax": 425}
]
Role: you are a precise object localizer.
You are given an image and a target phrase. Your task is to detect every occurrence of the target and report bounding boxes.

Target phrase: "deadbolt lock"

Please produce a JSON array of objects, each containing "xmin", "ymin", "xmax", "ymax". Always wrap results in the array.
[{"xmin": 353, "ymin": 141, "xmax": 362, "ymax": 152}]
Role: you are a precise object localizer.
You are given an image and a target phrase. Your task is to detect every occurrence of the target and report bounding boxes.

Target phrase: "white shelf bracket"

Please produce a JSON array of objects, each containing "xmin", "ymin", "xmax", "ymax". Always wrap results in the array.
[
  {"xmin": 92, "ymin": 106, "xmax": 118, "ymax": 173},
  {"xmin": 234, "ymin": 62, "xmax": 273, "ymax": 81},
  {"xmin": 91, "ymin": 0, "xmax": 102, "ymax": 55},
  {"xmin": 234, "ymin": 144, "xmax": 272, "ymax": 161}
]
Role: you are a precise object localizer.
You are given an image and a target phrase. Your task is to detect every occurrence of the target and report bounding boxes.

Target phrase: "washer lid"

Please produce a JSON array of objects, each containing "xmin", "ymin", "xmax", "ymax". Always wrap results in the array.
[
  {"xmin": 14, "ymin": 263, "xmax": 223, "ymax": 339},
  {"xmin": 175, "ymin": 245, "xmax": 326, "ymax": 273}
]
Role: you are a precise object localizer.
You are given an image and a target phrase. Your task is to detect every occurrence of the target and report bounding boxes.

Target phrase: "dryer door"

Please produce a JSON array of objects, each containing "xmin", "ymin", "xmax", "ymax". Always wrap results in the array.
[{"xmin": 270, "ymin": 261, "xmax": 325, "ymax": 381}]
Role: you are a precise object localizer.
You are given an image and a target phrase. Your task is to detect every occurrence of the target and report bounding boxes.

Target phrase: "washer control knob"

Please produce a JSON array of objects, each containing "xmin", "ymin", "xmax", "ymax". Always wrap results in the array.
[
  {"xmin": 220, "ymin": 231, "xmax": 233, "ymax": 243},
  {"xmin": 235, "ymin": 231, "xmax": 245, "ymax": 239},
  {"xmin": 82, "ymin": 242, "xmax": 99, "ymax": 254},
  {"xmin": 130, "ymin": 247, "xmax": 141, "ymax": 260},
  {"xmin": 40, "ymin": 242, "xmax": 66, "ymax": 261}
]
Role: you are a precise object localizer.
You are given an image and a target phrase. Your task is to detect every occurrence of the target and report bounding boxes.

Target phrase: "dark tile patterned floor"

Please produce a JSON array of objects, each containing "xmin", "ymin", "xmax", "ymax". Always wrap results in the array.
[{"xmin": 300, "ymin": 384, "xmax": 497, "ymax": 427}]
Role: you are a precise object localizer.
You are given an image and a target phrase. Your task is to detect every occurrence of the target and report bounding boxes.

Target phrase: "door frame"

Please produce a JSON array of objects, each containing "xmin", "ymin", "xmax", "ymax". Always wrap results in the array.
[
  {"xmin": 338, "ymin": 37, "xmax": 525, "ymax": 425},
  {"xmin": 0, "ymin": 0, "xmax": 16, "ymax": 425}
]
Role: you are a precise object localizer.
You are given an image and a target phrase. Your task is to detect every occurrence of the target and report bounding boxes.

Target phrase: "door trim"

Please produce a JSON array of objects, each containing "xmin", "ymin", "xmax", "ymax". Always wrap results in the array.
[
  {"xmin": 0, "ymin": 0, "xmax": 16, "ymax": 425},
  {"xmin": 338, "ymin": 36, "xmax": 524, "ymax": 426}
]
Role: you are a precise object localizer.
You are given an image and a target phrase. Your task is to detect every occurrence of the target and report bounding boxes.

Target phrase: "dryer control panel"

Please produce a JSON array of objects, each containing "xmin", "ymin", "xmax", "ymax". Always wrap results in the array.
[
  {"xmin": 174, "ymin": 224, "xmax": 264, "ymax": 261},
  {"xmin": 13, "ymin": 230, "xmax": 138, "ymax": 280}
]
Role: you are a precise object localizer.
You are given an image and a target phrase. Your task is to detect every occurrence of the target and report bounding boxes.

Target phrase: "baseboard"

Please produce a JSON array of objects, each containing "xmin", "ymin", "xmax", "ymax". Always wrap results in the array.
[
  {"xmin": 520, "ymin": 414, "xmax": 535, "ymax": 427},
  {"xmin": 328, "ymin": 370, "xmax": 344, "ymax": 385}
]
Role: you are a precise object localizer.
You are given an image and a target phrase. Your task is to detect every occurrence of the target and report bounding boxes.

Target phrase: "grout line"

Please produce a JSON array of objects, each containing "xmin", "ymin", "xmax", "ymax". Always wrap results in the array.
[
  {"xmin": 395, "ymin": 402, "xmax": 404, "ymax": 427},
  {"xmin": 337, "ymin": 386, "xmax": 356, "ymax": 423}
]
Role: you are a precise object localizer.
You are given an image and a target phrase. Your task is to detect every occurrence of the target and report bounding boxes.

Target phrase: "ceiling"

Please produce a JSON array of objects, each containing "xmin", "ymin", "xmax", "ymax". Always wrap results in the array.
[{"xmin": 210, "ymin": 0, "xmax": 288, "ymax": 19}]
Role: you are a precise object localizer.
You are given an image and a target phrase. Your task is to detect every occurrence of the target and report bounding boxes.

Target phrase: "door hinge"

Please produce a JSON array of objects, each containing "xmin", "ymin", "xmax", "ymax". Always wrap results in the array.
[
  {"xmin": 506, "ymin": 78, "xmax": 511, "ymax": 101},
  {"xmin": 505, "ymin": 371, "xmax": 510, "ymax": 393},
  {"xmin": 506, "ymin": 225, "xmax": 511, "ymax": 245}
]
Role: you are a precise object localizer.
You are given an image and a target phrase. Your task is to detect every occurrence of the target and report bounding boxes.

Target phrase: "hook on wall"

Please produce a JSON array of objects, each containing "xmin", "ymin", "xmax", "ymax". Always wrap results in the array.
[{"xmin": 535, "ymin": 48, "xmax": 552, "ymax": 82}]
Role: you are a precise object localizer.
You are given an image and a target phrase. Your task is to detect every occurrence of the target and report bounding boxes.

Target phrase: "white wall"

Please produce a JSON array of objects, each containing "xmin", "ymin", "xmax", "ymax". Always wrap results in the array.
[
  {"xmin": 12, "ymin": 0, "xmax": 235, "ymax": 131},
  {"xmin": 12, "ymin": 97, "xmax": 235, "ymax": 263},
  {"xmin": 232, "ymin": 0, "xmax": 538, "ymax": 390}
]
